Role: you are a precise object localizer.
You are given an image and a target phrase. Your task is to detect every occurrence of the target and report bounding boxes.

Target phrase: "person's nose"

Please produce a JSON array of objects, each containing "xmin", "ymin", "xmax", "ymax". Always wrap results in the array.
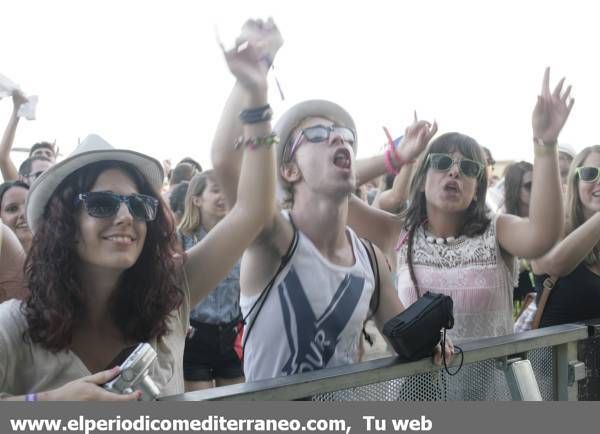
[
  {"xmin": 114, "ymin": 201, "xmax": 134, "ymax": 224},
  {"xmin": 329, "ymin": 128, "xmax": 347, "ymax": 146},
  {"xmin": 448, "ymin": 160, "xmax": 461, "ymax": 178}
]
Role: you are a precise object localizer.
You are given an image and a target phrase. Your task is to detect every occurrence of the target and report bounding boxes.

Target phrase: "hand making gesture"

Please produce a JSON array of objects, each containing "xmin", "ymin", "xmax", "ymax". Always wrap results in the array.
[
  {"xmin": 532, "ymin": 67, "xmax": 574, "ymax": 146},
  {"xmin": 396, "ymin": 112, "xmax": 438, "ymax": 162},
  {"xmin": 222, "ymin": 18, "xmax": 283, "ymax": 95}
]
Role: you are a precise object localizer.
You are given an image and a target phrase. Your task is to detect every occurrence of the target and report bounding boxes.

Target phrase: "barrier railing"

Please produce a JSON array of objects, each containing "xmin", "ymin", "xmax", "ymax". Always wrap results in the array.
[{"xmin": 163, "ymin": 322, "xmax": 600, "ymax": 401}]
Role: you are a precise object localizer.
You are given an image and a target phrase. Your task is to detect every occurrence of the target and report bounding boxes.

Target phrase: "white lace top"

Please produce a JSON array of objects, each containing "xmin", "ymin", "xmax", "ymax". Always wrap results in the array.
[{"xmin": 396, "ymin": 213, "xmax": 518, "ymax": 343}]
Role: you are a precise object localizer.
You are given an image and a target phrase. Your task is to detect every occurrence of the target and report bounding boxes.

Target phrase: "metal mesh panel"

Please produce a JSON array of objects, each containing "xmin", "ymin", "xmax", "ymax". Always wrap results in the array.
[
  {"xmin": 528, "ymin": 347, "xmax": 555, "ymax": 400},
  {"xmin": 313, "ymin": 346, "xmax": 556, "ymax": 401},
  {"xmin": 578, "ymin": 336, "xmax": 600, "ymax": 400}
]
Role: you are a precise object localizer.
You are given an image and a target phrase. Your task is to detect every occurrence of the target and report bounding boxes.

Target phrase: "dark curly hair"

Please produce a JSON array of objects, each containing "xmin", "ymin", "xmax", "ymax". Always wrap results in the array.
[
  {"xmin": 401, "ymin": 132, "xmax": 491, "ymax": 293},
  {"xmin": 24, "ymin": 160, "xmax": 184, "ymax": 352}
]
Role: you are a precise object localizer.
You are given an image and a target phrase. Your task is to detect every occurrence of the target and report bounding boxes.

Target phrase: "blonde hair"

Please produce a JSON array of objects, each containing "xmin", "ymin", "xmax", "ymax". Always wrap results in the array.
[
  {"xmin": 566, "ymin": 145, "xmax": 600, "ymax": 265},
  {"xmin": 177, "ymin": 170, "xmax": 215, "ymax": 236}
]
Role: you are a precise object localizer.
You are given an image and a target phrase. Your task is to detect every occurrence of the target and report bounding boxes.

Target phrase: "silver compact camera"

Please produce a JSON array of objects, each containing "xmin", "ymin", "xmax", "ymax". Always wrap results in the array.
[{"xmin": 103, "ymin": 342, "xmax": 160, "ymax": 401}]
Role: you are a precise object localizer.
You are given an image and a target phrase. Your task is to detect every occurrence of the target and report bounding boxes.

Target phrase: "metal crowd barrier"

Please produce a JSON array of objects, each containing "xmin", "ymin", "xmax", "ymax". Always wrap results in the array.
[{"xmin": 163, "ymin": 322, "xmax": 600, "ymax": 401}]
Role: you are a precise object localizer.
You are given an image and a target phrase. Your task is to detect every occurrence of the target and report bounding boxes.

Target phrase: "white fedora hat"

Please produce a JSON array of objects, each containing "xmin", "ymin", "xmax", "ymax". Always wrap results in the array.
[{"xmin": 26, "ymin": 134, "xmax": 163, "ymax": 233}]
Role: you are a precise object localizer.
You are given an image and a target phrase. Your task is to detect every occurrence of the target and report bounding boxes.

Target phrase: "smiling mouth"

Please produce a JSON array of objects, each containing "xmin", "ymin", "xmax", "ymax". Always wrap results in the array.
[
  {"xmin": 593, "ymin": 191, "xmax": 600, "ymax": 197},
  {"xmin": 333, "ymin": 148, "xmax": 352, "ymax": 170},
  {"xmin": 104, "ymin": 235, "xmax": 136, "ymax": 244}
]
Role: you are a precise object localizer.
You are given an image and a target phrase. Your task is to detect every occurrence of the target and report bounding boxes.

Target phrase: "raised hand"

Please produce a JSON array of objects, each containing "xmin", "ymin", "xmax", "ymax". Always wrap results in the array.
[
  {"xmin": 239, "ymin": 17, "xmax": 283, "ymax": 67},
  {"xmin": 222, "ymin": 38, "xmax": 268, "ymax": 94},
  {"xmin": 396, "ymin": 112, "xmax": 438, "ymax": 162},
  {"xmin": 11, "ymin": 90, "xmax": 27, "ymax": 110},
  {"xmin": 532, "ymin": 67, "xmax": 574, "ymax": 146}
]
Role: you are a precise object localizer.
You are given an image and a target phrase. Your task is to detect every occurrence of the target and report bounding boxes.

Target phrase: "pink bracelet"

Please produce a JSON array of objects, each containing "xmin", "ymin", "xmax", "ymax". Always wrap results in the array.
[
  {"xmin": 384, "ymin": 147, "xmax": 400, "ymax": 175},
  {"xmin": 382, "ymin": 126, "xmax": 415, "ymax": 169}
]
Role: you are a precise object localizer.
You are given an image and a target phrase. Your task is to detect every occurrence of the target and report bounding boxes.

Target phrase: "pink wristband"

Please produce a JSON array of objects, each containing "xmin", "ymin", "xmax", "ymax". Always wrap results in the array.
[{"xmin": 384, "ymin": 148, "xmax": 400, "ymax": 175}]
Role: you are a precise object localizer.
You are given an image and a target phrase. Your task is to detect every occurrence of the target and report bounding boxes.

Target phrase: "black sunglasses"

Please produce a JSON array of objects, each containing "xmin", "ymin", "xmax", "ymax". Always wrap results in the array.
[
  {"xmin": 75, "ymin": 192, "xmax": 159, "ymax": 221},
  {"xmin": 286, "ymin": 124, "xmax": 356, "ymax": 161},
  {"xmin": 427, "ymin": 153, "xmax": 484, "ymax": 179},
  {"xmin": 577, "ymin": 167, "xmax": 600, "ymax": 183}
]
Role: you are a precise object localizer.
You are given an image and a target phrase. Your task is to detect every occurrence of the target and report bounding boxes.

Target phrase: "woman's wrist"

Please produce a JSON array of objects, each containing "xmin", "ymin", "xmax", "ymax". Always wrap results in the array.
[
  {"xmin": 384, "ymin": 147, "xmax": 400, "ymax": 175},
  {"xmin": 533, "ymin": 138, "xmax": 558, "ymax": 157},
  {"xmin": 244, "ymin": 85, "xmax": 268, "ymax": 107}
]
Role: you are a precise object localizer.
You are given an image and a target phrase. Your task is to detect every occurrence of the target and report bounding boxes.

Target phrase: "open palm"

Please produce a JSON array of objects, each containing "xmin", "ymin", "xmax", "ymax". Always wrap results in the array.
[{"xmin": 532, "ymin": 67, "xmax": 574, "ymax": 145}]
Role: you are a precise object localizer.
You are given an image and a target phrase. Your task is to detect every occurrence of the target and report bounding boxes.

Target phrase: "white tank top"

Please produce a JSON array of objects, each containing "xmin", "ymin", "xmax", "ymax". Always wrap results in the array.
[{"xmin": 240, "ymin": 215, "xmax": 375, "ymax": 382}]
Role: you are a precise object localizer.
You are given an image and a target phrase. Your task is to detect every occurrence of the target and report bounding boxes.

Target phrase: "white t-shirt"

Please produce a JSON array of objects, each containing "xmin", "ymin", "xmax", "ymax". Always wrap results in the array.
[{"xmin": 241, "ymin": 219, "xmax": 375, "ymax": 382}]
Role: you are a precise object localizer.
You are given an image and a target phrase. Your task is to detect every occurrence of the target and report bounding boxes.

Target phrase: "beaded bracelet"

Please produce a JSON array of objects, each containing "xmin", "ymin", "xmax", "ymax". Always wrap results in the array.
[{"xmin": 234, "ymin": 133, "xmax": 280, "ymax": 150}]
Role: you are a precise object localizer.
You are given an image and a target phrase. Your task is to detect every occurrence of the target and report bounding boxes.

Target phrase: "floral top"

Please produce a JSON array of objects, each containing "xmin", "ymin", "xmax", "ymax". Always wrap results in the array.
[{"xmin": 395, "ymin": 213, "xmax": 518, "ymax": 343}]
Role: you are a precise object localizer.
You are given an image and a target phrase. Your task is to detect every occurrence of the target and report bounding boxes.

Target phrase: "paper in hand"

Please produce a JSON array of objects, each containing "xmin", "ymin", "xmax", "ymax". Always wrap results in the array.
[{"xmin": 0, "ymin": 73, "xmax": 38, "ymax": 120}]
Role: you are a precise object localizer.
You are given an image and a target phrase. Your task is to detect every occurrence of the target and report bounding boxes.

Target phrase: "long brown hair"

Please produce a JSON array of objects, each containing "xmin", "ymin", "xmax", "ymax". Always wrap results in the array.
[
  {"xmin": 177, "ymin": 170, "xmax": 215, "ymax": 236},
  {"xmin": 24, "ymin": 160, "xmax": 183, "ymax": 352},
  {"xmin": 401, "ymin": 132, "xmax": 491, "ymax": 290},
  {"xmin": 503, "ymin": 161, "xmax": 533, "ymax": 217},
  {"xmin": 566, "ymin": 145, "xmax": 600, "ymax": 265}
]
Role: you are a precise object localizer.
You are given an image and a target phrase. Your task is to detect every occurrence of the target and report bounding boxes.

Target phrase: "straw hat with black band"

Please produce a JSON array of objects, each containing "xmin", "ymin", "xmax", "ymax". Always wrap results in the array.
[
  {"xmin": 26, "ymin": 134, "xmax": 164, "ymax": 234},
  {"xmin": 273, "ymin": 99, "xmax": 357, "ymax": 201}
]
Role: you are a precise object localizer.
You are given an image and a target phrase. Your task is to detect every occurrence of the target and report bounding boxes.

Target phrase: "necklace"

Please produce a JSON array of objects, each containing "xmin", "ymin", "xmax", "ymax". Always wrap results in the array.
[
  {"xmin": 422, "ymin": 226, "xmax": 462, "ymax": 245},
  {"xmin": 425, "ymin": 234, "xmax": 459, "ymax": 245}
]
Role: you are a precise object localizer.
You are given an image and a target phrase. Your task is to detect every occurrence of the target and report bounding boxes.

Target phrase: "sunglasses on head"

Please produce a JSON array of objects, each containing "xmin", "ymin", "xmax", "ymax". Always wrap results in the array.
[
  {"xmin": 577, "ymin": 166, "xmax": 600, "ymax": 183},
  {"xmin": 75, "ymin": 191, "xmax": 159, "ymax": 222},
  {"xmin": 286, "ymin": 124, "xmax": 355, "ymax": 161},
  {"xmin": 427, "ymin": 153, "xmax": 484, "ymax": 179}
]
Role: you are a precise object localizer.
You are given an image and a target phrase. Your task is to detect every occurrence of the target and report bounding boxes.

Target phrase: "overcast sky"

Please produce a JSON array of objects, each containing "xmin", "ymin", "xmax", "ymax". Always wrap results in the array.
[{"xmin": 1, "ymin": 0, "xmax": 597, "ymax": 174}]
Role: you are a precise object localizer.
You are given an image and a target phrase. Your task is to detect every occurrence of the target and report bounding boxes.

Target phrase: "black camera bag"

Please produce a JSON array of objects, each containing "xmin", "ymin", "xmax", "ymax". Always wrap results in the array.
[{"xmin": 383, "ymin": 291, "xmax": 454, "ymax": 362}]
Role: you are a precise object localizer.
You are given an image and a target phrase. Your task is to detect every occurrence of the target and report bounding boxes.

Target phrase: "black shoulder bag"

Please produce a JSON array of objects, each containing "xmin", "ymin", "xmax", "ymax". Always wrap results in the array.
[{"xmin": 382, "ymin": 292, "xmax": 454, "ymax": 362}]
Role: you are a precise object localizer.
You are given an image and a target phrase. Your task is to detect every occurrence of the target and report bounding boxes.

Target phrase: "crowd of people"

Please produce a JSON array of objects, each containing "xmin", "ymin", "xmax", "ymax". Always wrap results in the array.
[{"xmin": 0, "ymin": 18, "xmax": 596, "ymax": 401}]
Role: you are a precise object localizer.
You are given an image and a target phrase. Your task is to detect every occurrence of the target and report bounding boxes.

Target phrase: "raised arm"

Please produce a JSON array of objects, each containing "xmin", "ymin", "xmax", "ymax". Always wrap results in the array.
[
  {"xmin": 497, "ymin": 68, "xmax": 572, "ymax": 258},
  {"xmin": 211, "ymin": 18, "xmax": 283, "ymax": 209},
  {"xmin": 349, "ymin": 118, "xmax": 435, "ymax": 254},
  {"xmin": 373, "ymin": 162, "xmax": 417, "ymax": 212},
  {"xmin": 0, "ymin": 91, "xmax": 27, "ymax": 181},
  {"xmin": 355, "ymin": 115, "xmax": 436, "ymax": 186},
  {"xmin": 184, "ymin": 27, "xmax": 278, "ymax": 306}
]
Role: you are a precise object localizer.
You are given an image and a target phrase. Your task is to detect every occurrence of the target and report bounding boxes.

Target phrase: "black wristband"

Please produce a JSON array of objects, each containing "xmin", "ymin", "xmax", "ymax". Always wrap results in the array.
[{"xmin": 239, "ymin": 105, "xmax": 273, "ymax": 124}]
